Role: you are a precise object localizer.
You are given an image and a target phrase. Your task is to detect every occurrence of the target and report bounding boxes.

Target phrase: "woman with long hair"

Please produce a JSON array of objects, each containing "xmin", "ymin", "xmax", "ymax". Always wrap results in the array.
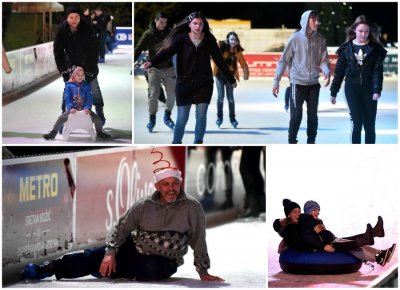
[
  {"xmin": 330, "ymin": 15, "xmax": 387, "ymax": 144},
  {"xmin": 144, "ymin": 12, "xmax": 237, "ymax": 144},
  {"xmin": 213, "ymin": 32, "xmax": 249, "ymax": 128}
]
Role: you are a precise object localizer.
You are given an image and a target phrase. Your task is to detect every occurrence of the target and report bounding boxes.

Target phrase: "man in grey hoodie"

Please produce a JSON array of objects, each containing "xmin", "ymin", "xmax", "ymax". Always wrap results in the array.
[
  {"xmin": 21, "ymin": 168, "xmax": 224, "ymax": 282},
  {"xmin": 272, "ymin": 10, "xmax": 331, "ymax": 144}
]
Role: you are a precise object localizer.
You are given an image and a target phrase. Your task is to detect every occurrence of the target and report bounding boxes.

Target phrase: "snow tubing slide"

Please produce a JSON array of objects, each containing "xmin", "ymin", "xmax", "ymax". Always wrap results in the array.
[{"xmin": 279, "ymin": 249, "xmax": 362, "ymax": 274}]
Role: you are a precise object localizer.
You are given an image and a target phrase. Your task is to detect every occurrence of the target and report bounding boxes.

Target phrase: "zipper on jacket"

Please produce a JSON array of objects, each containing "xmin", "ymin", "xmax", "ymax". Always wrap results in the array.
[{"xmin": 308, "ymin": 36, "xmax": 312, "ymax": 83}]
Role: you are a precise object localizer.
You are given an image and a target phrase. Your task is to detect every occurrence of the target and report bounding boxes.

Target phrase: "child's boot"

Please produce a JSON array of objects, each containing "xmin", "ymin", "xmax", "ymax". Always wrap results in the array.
[
  {"xmin": 376, "ymin": 244, "xmax": 396, "ymax": 266},
  {"xmin": 163, "ymin": 110, "xmax": 174, "ymax": 130},
  {"xmin": 147, "ymin": 114, "xmax": 156, "ymax": 132},
  {"xmin": 43, "ymin": 130, "xmax": 57, "ymax": 140}
]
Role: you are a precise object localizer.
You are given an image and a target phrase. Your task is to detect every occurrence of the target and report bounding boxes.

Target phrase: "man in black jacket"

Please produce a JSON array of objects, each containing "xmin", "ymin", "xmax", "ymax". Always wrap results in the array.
[
  {"xmin": 134, "ymin": 12, "xmax": 176, "ymax": 132},
  {"xmin": 54, "ymin": 5, "xmax": 106, "ymax": 126}
]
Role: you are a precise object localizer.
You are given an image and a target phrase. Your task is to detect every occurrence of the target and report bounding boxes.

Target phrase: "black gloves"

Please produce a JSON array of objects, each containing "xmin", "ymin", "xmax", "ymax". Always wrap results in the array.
[{"xmin": 85, "ymin": 72, "xmax": 95, "ymax": 83}]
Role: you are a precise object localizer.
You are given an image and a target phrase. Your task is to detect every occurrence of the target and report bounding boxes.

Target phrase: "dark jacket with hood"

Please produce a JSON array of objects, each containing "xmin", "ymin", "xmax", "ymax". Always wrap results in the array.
[
  {"xmin": 54, "ymin": 19, "xmax": 99, "ymax": 81},
  {"xmin": 150, "ymin": 32, "xmax": 236, "ymax": 105},
  {"xmin": 330, "ymin": 40, "xmax": 387, "ymax": 97},
  {"xmin": 273, "ymin": 218, "xmax": 312, "ymax": 251},
  {"xmin": 134, "ymin": 21, "xmax": 173, "ymax": 69},
  {"xmin": 299, "ymin": 214, "xmax": 336, "ymax": 250}
]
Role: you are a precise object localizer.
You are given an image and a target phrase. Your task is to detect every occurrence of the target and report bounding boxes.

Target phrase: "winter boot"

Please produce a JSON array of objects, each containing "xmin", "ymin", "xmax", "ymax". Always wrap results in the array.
[
  {"xmin": 43, "ymin": 130, "xmax": 57, "ymax": 140},
  {"xmin": 230, "ymin": 114, "xmax": 238, "ymax": 128},
  {"xmin": 163, "ymin": 110, "xmax": 174, "ymax": 130},
  {"xmin": 216, "ymin": 112, "xmax": 223, "ymax": 128},
  {"xmin": 372, "ymin": 216, "xmax": 385, "ymax": 237},
  {"xmin": 376, "ymin": 244, "xmax": 396, "ymax": 266},
  {"xmin": 355, "ymin": 223, "xmax": 374, "ymax": 247},
  {"xmin": 96, "ymin": 108, "xmax": 106, "ymax": 126},
  {"xmin": 147, "ymin": 114, "xmax": 156, "ymax": 132},
  {"xmin": 21, "ymin": 261, "xmax": 55, "ymax": 280}
]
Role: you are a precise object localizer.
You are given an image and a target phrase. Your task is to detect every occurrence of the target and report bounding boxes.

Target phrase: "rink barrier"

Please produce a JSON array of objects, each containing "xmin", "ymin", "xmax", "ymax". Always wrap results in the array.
[
  {"xmin": 135, "ymin": 51, "xmax": 397, "ymax": 78},
  {"xmin": 115, "ymin": 26, "xmax": 132, "ymax": 46},
  {"xmin": 238, "ymin": 52, "xmax": 398, "ymax": 78},
  {"xmin": 2, "ymin": 26, "xmax": 132, "ymax": 103},
  {"xmin": 2, "ymin": 42, "xmax": 59, "ymax": 98}
]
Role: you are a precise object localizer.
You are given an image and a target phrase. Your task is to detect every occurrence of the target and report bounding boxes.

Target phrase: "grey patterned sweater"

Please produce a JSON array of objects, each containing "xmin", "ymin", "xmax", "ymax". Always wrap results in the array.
[{"xmin": 105, "ymin": 189, "xmax": 210, "ymax": 276}]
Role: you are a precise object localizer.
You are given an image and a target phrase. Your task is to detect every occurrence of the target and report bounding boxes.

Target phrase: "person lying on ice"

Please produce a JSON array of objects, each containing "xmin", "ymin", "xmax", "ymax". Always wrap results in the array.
[
  {"xmin": 42, "ymin": 66, "xmax": 111, "ymax": 140},
  {"xmin": 273, "ymin": 199, "xmax": 396, "ymax": 267},
  {"xmin": 21, "ymin": 167, "xmax": 224, "ymax": 282}
]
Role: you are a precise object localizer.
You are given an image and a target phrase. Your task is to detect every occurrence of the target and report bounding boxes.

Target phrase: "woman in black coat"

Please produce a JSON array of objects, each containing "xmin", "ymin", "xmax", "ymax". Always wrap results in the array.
[
  {"xmin": 144, "ymin": 12, "xmax": 237, "ymax": 144},
  {"xmin": 330, "ymin": 15, "xmax": 387, "ymax": 144}
]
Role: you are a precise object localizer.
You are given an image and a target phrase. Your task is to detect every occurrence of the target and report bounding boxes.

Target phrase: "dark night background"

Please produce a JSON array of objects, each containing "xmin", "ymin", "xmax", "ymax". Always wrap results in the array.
[{"xmin": 134, "ymin": 2, "xmax": 398, "ymax": 46}]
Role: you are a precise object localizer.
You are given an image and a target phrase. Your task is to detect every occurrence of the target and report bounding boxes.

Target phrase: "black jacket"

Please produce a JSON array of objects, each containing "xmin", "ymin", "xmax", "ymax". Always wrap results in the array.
[
  {"xmin": 330, "ymin": 41, "xmax": 387, "ymax": 97},
  {"xmin": 150, "ymin": 32, "xmax": 236, "ymax": 105},
  {"xmin": 273, "ymin": 218, "xmax": 311, "ymax": 251},
  {"xmin": 299, "ymin": 214, "xmax": 335, "ymax": 250},
  {"xmin": 134, "ymin": 21, "xmax": 173, "ymax": 69},
  {"xmin": 54, "ymin": 19, "xmax": 99, "ymax": 79}
]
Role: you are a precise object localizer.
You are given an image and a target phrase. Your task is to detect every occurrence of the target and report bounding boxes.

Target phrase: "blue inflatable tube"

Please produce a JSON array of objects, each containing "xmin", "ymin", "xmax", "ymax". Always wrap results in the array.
[{"xmin": 279, "ymin": 249, "xmax": 362, "ymax": 274}]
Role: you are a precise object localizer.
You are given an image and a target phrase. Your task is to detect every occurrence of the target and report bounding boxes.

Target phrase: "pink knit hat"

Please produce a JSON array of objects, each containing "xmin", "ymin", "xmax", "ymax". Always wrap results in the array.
[{"xmin": 69, "ymin": 66, "xmax": 84, "ymax": 82}]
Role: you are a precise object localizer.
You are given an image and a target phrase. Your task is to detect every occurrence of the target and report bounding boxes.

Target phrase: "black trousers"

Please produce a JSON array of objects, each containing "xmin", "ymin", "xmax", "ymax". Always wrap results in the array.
[
  {"xmin": 288, "ymin": 83, "xmax": 321, "ymax": 143},
  {"xmin": 53, "ymin": 238, "xmax": 178, "ymax": 281},
  {"xmin": 344, "ymin": 82, "xmax": 378, "ymax": 144}
]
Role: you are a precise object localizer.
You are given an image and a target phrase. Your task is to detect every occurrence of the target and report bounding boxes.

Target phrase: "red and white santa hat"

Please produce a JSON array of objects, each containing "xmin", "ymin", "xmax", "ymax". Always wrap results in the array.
[{"xmin": 154, "ymin": 167, "xmax": 182, "ymax": 183}]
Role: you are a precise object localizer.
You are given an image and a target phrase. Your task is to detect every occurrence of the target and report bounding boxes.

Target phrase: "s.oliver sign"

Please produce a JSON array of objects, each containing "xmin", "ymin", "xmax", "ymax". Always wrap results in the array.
[{"xmin": 74, "ymin": 147, "xmax": 186, "ymax": 245}]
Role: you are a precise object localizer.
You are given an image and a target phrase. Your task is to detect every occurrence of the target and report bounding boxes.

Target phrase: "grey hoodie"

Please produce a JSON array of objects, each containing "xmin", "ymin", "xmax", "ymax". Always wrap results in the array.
[
  {"xmin": 105, "ymin": 189, "xmax": 210, "ymax": 276},
  {"xmin": 274, "ymin": 10, "xmax": 330, "ymax": 86}
]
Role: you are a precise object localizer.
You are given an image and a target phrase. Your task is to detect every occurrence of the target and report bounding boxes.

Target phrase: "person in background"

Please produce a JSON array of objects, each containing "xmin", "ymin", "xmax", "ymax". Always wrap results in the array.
[{"xmin": 213, "ymin": 32, "xmax": 249, "ymax": 128}]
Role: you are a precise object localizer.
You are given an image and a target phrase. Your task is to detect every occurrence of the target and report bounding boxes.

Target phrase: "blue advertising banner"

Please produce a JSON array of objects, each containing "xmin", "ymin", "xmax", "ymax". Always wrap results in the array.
[{"xmin": 115, "ymin": 27, "xmax": 132, "ymax": 45}]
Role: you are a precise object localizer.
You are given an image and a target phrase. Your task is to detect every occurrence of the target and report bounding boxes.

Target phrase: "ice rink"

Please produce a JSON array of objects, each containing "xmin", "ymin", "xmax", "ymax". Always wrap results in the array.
[
  {"xmin": 133, "ymin": 76, "xmax": 398, "ymax": 144},
  {"xmin": 9, "ymin": 219, "xmax": 266, "ymax": 288},
  {"xmin": 2, "ymin": 46, "xmax": 132, "ymax": 144},
  {"xmin": 266, "ymin": 145, "xmax": 399, "ymax": 288}
]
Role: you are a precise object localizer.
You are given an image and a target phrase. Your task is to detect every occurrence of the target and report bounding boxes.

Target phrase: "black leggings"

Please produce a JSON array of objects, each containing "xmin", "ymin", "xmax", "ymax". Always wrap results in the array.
[
  {"xmin": 53, "ymin": 238, "xmax": 178, "ymax": 281},
  {"xmin": 345, "ymin": 82, "xmax": 378, "ymax": 144}
]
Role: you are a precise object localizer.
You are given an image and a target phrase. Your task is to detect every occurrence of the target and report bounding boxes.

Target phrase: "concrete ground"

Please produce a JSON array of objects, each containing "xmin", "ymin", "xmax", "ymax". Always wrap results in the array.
[
  {"xmin": 8, "ymin": 220, "xmax": 266, "ymax": 288},
  {"xmin": 133, "ymin": 76, "xmax": 397, "ymax": 144},
  {"xmin": 266, "ymin": 145, "xmax": 399, "ymax": 288},
  {"xmin": 2, "ymin": 46, "xmax": 132, "ymax": 144}
]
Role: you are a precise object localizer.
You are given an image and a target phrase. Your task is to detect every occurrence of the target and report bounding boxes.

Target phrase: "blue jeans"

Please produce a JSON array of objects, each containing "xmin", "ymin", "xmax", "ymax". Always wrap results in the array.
[
  {"xmin": 215, "ymin": 76, "xmax": 235, "ymax": 118},
  {"xmin": 172, "ymin": 103, "xmax": 209, "ymax": 144}
]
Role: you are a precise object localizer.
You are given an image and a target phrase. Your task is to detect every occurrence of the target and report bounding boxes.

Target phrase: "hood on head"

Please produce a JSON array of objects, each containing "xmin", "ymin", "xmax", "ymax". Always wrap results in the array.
[{"xmin": 300, "ymin": 10, "xmax": 313, "ymax": 35}]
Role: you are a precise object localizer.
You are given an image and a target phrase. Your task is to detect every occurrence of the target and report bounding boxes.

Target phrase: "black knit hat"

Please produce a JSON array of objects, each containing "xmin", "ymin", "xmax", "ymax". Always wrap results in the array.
[
  {"xmin": 283, "ymin": 199, "xmax": 300, "ymax": 217},
  {"xmin": 65, "ymin": 5, "xmax": 82, "ymax": 18}
]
